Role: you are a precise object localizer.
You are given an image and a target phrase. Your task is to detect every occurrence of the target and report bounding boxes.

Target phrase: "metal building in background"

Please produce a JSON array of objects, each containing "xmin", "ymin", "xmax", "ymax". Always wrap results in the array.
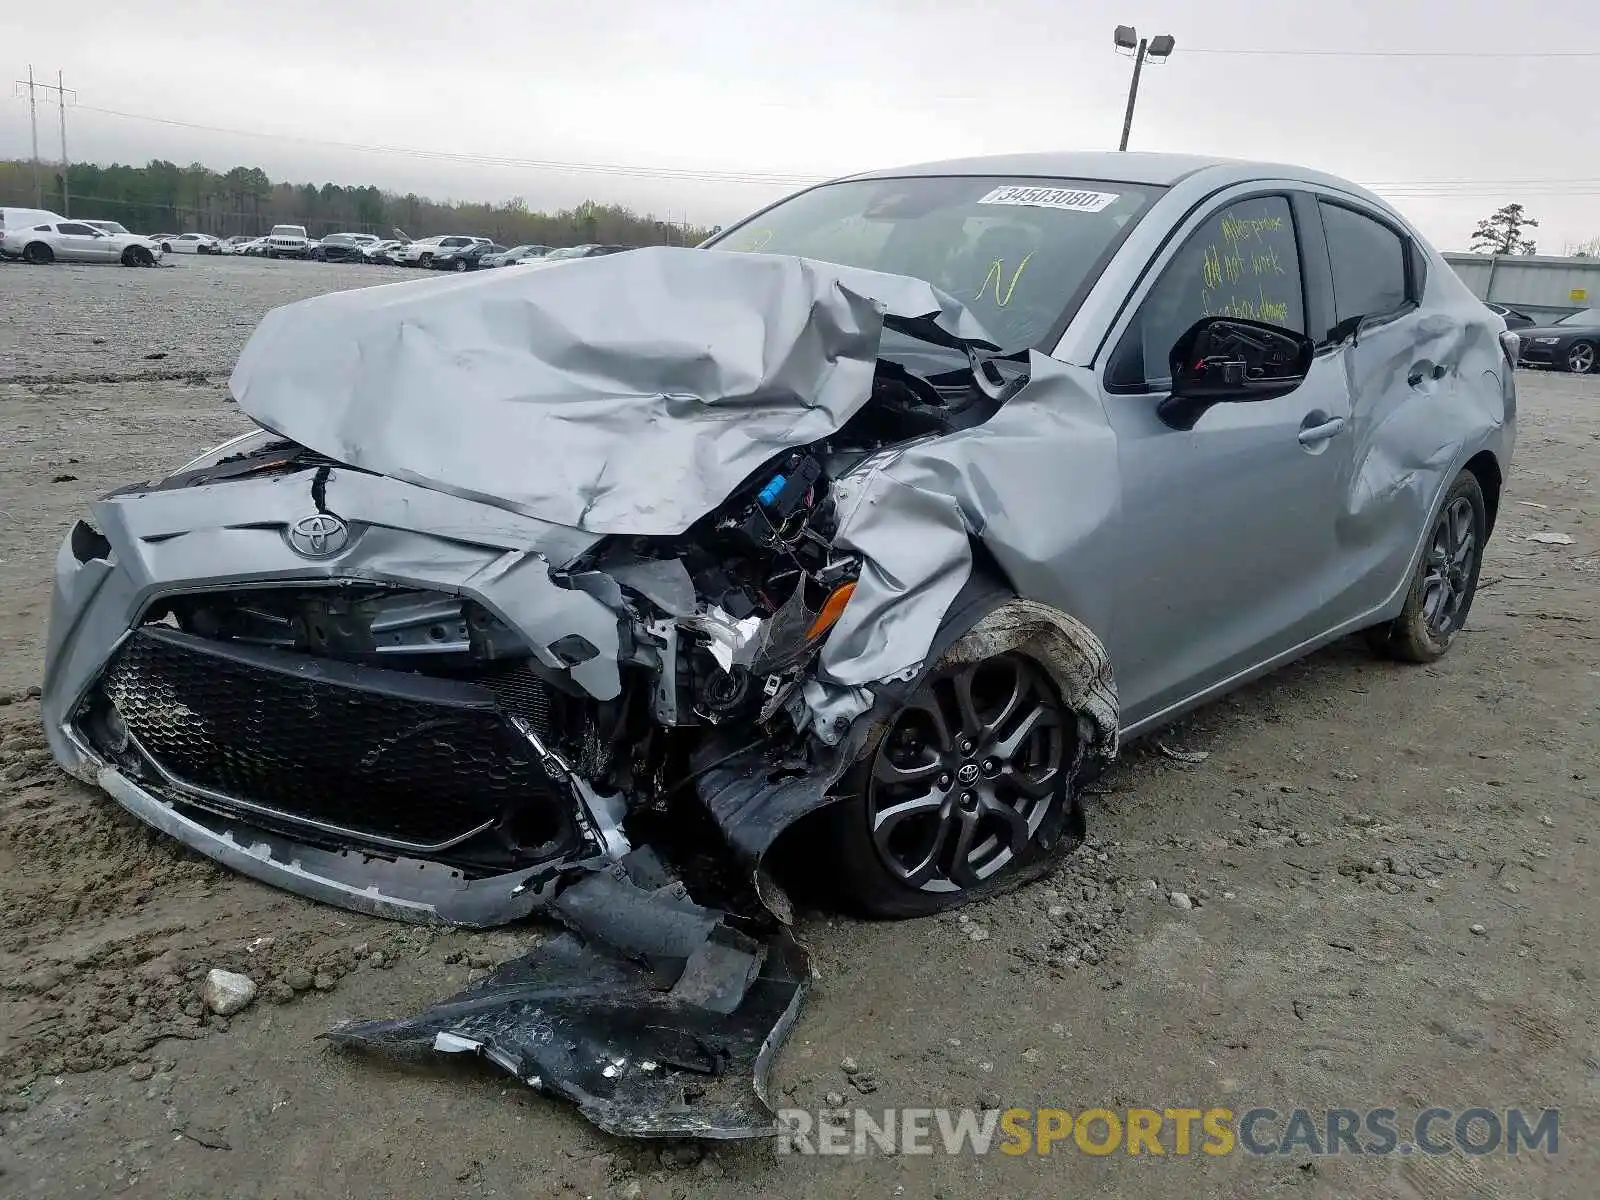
[{"xmin": 1444, "ymin": 253, "xmax": 1599, "ymax": 324}]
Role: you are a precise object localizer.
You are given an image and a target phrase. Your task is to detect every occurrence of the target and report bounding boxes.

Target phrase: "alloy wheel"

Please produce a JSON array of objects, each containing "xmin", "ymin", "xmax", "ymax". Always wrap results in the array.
[
  {"xmin": 865, "ymin": 654, "xmax": 1065, "ymax": 894},
  {"xmin": 1567, "ymin": 342, "xmax": 1595, "ymax": 374},
  {"xmin": 1421, "ymin": 495, "xmax": 1477, "ymax": 638}
]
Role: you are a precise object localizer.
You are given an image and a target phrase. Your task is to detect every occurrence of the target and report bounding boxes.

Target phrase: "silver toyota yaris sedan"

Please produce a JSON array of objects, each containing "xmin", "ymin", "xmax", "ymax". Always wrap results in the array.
[{"xmin": 40, "ymin": 151, "xmax": 1516, "ymax": 928}]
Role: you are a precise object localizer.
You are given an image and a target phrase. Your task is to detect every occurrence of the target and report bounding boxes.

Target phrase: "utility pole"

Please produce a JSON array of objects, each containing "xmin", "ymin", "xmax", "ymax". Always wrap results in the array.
[
  {"xmin": 13, "ymin": 69, "xmax": 76, "ymax": 211},
  {"xmin": 1112, "ymin": 27, "xmax": 1176, "ymax": 151},
  {"xmin": 56, "ymin": 70, "xmax": 70, "ymax": 216},
  {"xmin": 21, "ymin": 66, "xmax": 42, "ymax": 206}
]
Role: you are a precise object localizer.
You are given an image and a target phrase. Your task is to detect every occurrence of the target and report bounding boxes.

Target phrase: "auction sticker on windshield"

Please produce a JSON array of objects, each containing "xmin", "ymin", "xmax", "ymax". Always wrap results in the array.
[{"xmin": 976, "ymin": 186, "xmax": 1121, "ymax": 213}]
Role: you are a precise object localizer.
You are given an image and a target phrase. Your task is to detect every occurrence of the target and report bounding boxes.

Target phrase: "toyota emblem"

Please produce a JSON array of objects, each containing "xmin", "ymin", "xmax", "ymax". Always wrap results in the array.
[{"xmin": 286, "ymin": 513, "xmax": 350, "ymax": 558}]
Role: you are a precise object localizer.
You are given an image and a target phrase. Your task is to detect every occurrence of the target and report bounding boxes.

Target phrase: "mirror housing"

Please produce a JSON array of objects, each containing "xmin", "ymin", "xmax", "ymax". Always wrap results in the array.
[{"xmin": 1157, "ymin": 316, "xmax": 1315, "ymax": 431}]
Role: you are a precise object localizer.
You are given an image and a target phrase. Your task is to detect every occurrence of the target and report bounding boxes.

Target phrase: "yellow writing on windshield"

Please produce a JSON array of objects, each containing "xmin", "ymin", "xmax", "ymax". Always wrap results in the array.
[{"xmin": 975, "ymin": 253, "xmax": 1033, "ymax": 307}]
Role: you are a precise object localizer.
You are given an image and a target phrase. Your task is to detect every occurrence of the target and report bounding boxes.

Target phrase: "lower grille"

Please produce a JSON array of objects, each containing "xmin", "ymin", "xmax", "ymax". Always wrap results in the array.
[{"xmin": 94, "ymin": 627, "xmax": 576, "ymax": 856}]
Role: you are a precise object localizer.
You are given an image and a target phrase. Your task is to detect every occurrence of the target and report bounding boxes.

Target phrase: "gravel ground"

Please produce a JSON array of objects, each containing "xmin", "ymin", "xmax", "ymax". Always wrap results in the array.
[{"xmin": 0, "ymin": 258, "xmax": 1596, "ymax": 1198}]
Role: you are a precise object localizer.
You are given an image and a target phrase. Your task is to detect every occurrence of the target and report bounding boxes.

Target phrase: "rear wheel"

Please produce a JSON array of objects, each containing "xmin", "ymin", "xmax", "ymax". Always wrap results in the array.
[
  {"xmin": 453, "ymin": 258, "xmax": 468, "ymax": 271},
  {"xmin": 418, "ymin": 253, "xmax": 433, "ymax": 267},
  {"xmin": 1366, "ymin": 470, "xmax": 1487, "ymax": 663},
  {"xmin": 1566, "ymin": 341, "xmax": 1596, "ymax": 374},
  {"xmin": 22, "ymin": 241, "xmax": 54, "ymax": 264},
  {"xmin": 829, "ymin": 651, "xmax": 1081, "ymax": 917}
]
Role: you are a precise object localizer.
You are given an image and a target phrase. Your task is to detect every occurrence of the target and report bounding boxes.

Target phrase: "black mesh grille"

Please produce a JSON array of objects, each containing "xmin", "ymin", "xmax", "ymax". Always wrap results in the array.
[{"xmin": 97, "ymin": 628, "xmax": 574, "ymax": 853}]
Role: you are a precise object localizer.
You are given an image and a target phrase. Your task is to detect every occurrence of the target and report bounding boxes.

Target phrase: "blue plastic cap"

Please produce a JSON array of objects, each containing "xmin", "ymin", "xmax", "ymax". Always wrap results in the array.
[{"xmin": 758, "ymin": 475, "xmax": 786, "ymax": 506}]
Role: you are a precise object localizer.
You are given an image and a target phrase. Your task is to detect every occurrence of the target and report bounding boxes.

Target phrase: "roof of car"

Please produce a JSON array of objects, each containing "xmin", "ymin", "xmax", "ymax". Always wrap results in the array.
[{"xmin": 838, "ymin": 150, "xmax": 1359, "ymax": 191}]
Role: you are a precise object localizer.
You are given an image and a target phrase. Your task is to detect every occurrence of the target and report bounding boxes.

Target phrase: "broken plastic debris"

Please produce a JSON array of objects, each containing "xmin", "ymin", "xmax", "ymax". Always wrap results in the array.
[
  {"xmin": 1156, "ymin": 743, "xmax": 1210, "ymax": 764},
  {"xmin": 1526, "ymin": 532, "xmax": 1573, "ymax": 545}
]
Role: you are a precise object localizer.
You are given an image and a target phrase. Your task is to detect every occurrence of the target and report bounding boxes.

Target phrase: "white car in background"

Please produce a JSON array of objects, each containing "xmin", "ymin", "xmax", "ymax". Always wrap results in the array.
[
  {"xmin": 216, "ymin": 235, "xmax": 255, "ymax": 255},
  {"xmin": 264, "ymin": 225, "xmax": 314, "ymax": 258},
  {"xmin": 0, "ymin": 205, "xmax": 65, "ymax": 259},
  {"xmin": 360, "ymin": 239, "xmax": 409, "ymax": 264},
  {"xmin": 400, "ymin": 235, "xmax": 488, "ymax": 267},
  {"xmin": 1, "ymin": 219, "xmax": 163, "ymax": 266},
  {"xmin": 155, "ymin": 232, "xmax": 220, "ymax": 255}
]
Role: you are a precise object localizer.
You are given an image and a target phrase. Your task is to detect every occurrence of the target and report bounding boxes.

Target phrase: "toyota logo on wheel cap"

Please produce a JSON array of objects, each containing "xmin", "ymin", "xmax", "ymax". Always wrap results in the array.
[{"xmin": 286, "ymin": 513, "xmax": 350, "ymax": 558}]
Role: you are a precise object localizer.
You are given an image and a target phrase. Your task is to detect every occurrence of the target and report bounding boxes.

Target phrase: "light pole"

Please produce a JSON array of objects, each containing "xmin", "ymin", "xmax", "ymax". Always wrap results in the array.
[{"xmin": 1113, "ymin": 26, "xmax": 1175, "ymax": 151}]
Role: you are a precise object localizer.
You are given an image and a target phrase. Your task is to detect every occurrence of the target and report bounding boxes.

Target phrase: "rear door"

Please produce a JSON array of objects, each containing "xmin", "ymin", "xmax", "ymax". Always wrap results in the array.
[
  {"xmin": 1094, "ymin": 187, "xmax": 1354, "ymax": 728},
  {"xmin": 1304, "ymin": 195, "xmax": 1437, "ymax": 618}
]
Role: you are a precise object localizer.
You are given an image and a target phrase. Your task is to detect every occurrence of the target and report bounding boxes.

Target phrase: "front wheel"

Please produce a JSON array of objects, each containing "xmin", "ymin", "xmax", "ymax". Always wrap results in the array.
[
  {"xmin": 120, "ymin": 246, "xmax": 154, "ymax": 267},
  {"xmin": 1366, "ymin": 470, "xmax": 1487, "ymax": 663},
  {"xmin": 827, "ymin": 651, "xmax": 1081, "ymax": 917},
  {"xmin": 1566, "ymin": 341, "xmax": 1596, "ymax": 374},
  {"xmin": 453, "ymin": 258, "xmax": 468, "ymax": 271}
]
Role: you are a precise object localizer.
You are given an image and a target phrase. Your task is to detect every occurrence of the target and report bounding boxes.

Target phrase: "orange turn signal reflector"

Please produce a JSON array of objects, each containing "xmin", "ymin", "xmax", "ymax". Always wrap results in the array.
[{"xmin": 805, "ymin": 582, "xmax": 856, "ymax": 641}]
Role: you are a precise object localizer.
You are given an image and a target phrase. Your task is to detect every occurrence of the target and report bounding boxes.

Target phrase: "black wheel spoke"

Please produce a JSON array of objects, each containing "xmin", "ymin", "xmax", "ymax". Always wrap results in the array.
[
  {"xmin": 1001, "ymin": 761, "xmax": 1061, "ymax": 799},
  {"xmin": 978, "ymin": 786, "xmax": 1033, "ymax": 848},
  {"xmin": 873, "ymin": 752, "xmax": 942, "ymax": 787},
  {"xmin": 872, "ymin": 790, "xmax": 954, "ymax": 887},
  {"xmin": 903, "ymin": 696, "xmax": 955, "ymax": 753},
  {"xmin": 944, "ymin": 808, "xmax": 985, "ymax": 889}
]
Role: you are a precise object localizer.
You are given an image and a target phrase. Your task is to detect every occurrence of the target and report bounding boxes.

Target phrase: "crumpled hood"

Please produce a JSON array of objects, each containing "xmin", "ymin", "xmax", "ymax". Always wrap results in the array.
[{"xmin": 229, "ymin": 246, "xmax": 998, "ymax": 536}]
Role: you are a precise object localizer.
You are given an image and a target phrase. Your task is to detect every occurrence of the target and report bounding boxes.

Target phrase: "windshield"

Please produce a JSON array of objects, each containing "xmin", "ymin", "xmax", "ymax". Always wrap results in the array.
[
  {"xmin": 270, "ymin": 226, "xmax": 306, "ymax": 237},
  {"xmin": 1554, "ymin": 307, "xmax": 1600, "ymax": 326},
  {"xmin": 706, "ymin": 175, "xmax": 1160, "ymax": 349},
  {"xmin": 90, "ymin": 221, "xmax": 130, "ymax": 235},
  {"xmin": 545, "ymin": 245, "xmax": 594, "ymax": 260}
]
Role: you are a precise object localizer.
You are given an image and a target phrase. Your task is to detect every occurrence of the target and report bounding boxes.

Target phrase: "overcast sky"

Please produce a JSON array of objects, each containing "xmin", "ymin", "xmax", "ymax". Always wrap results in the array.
[{"xmin": 6, "ymin": 0, "xmax": 1597, "ymax": 251}]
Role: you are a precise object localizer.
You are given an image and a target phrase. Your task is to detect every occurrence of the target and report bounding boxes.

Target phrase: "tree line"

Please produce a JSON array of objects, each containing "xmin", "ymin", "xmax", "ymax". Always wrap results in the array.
[{"xmin": 0, "ymin": 158, "xmax": 718, "ymax": 247}]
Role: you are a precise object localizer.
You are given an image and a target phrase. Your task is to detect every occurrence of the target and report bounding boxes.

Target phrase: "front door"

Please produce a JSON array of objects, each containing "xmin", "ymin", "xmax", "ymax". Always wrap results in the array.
[{"xmin": 1094, "ymin": 189, "xmax": 1355, "ymax": 728}]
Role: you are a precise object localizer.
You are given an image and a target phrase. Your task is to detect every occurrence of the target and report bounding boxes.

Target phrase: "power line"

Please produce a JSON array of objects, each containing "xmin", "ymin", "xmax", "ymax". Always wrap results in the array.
[{"xmin": 1182, "ymin": 46, "xmax": 1600, "ymax": 58}]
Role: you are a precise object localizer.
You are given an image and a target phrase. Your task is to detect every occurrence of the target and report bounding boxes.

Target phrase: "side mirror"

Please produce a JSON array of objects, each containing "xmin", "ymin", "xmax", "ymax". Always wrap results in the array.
[{"xmin": 1157, "ymin": 316, "xmax": 1315, "ymax": 431}]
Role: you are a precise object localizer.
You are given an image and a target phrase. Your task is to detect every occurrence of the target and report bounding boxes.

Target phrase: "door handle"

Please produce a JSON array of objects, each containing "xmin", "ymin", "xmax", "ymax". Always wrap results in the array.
[{"xmin": 1297, "ymin": 416, "xmax": 1346, "ymax": 446}]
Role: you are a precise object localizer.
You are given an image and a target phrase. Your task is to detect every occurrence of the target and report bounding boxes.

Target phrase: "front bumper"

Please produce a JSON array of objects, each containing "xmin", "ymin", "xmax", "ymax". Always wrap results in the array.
[{"xmin": 43, "ymin": 463, "xmax": 634, "ymax": 926}]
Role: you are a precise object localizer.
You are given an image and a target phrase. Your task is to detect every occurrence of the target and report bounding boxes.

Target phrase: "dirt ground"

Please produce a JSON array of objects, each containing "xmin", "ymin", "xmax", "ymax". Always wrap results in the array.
[{"xmin": 0, "ymin": 259, "xmax": 1596, "ymax": 1199}]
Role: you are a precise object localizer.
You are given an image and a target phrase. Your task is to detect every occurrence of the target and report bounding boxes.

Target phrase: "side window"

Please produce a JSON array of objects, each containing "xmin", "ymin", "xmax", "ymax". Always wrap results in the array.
[
  {"xmin": 59, "ymin": 223, "xmax": 97, "ymax": 236},
  {"xmin": 1318, "ymin": 202, "xmax": 1410, "ymax": 332},
  {"xmin": 1109, "ymin": 194, "xmax": 1305, "ymax": 388}
]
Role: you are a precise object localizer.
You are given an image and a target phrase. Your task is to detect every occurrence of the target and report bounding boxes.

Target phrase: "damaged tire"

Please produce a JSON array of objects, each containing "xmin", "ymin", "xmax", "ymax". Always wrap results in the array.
[
  {"xmin": 22, "ymin": 241, "xmax": 54, "ymax": 264},
  {"xmin": 1366, "ymin": 469, "xmax": 1486, "ymax": 663},
  {"xmin": 121, "ymin": 245, "xmax": 154, "ymax": 267},
  {"xmin": 830, "ymin": 649, "xmax": 1085, "ymax": 918}
]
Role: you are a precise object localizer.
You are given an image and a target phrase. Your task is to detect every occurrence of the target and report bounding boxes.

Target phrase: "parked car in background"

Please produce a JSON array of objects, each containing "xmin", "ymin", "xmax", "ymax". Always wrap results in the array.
[
  {"xmin": 156, "ymin": 233, "xmax": 220, "ymax": 255},
  {"xmin": 1, "ymin": 219, "xmax": 163, "ymax": 266},
  {"xmin": 0, "ymin": 206, "xmax": 64, "ymax": 258},
  {"xmin": 1485, "ymin": 302, "xmax": 1535, "ymax": 331},
  {"xmin": 309, "ymin": 233, "xmax": 380, "ymax": 262},
  {"xmin": 401, "ymin": 235, "xmax": 488, "ymax": 267},
  {"xmin": 360, "ymin": 239, "xmax": 409, "ymax": 264},
  {"xmin": 240, "ymin": 237, "xmax": 271, "ymax": 257},
  {"xmin": 1515, "ymin": 307, "xmax": 1600, "ymax": 374},
  {"xmin": 430, "ymin": 242, "xmax": 507, "ymax": 271},
  {"xmin": 516, "ymin": 243, "xmax": 630, "ymax": 265},
  {"xmin": 216, "ymin": 235, "xmax": 254, "ymax": 255},
  {"xmin": 264, "ymin": 225, "xmax": 314, "ymax": 259},
  {"xmin": 484, "ymin": 244, "xmax": 552, "ymax": 267}
]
